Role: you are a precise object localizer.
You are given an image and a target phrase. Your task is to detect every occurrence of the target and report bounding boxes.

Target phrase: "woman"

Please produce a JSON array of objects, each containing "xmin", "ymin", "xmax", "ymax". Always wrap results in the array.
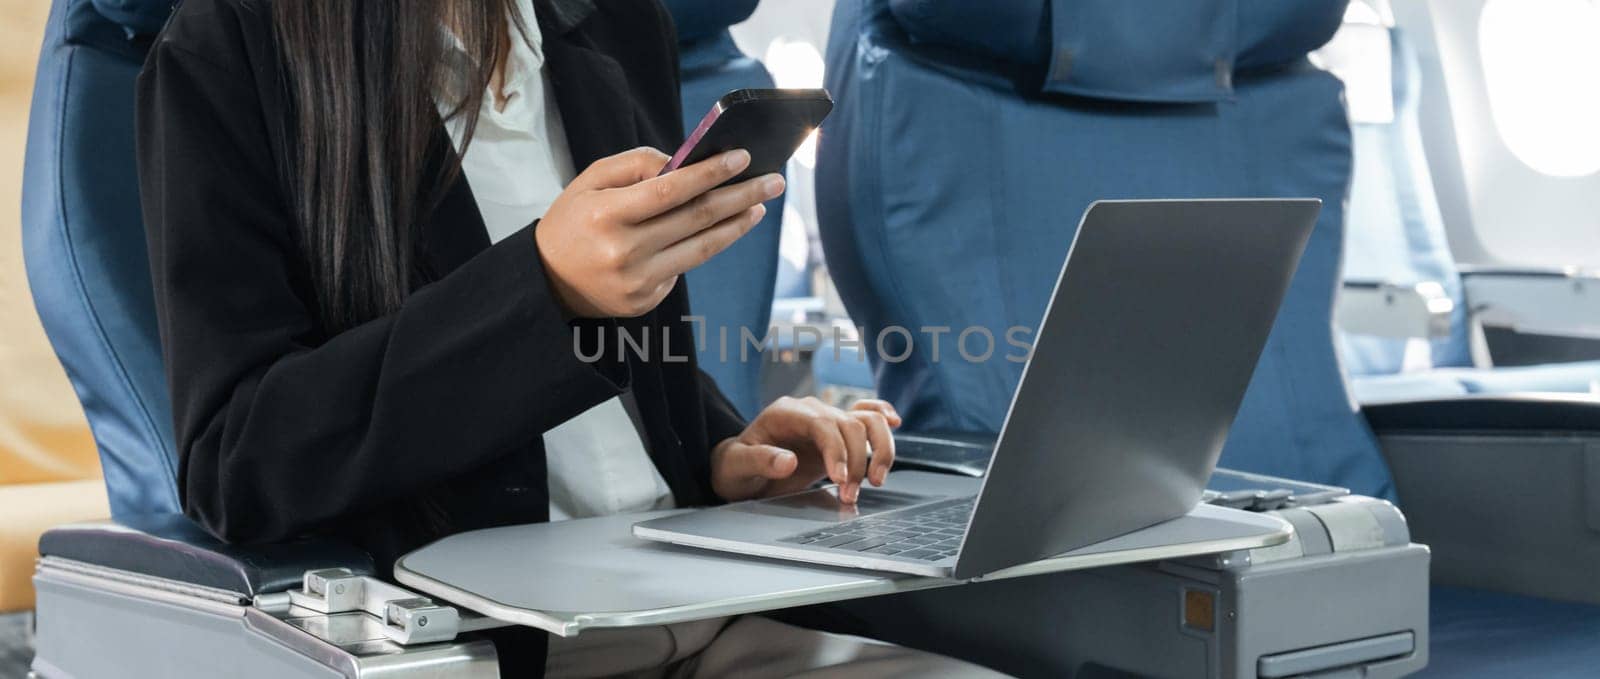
[{"xmin": 137, "ymin": 0, "xmax": 1001, "ymax": 675}]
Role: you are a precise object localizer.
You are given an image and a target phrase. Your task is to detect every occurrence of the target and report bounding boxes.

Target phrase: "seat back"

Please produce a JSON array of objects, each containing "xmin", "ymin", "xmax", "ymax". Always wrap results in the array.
[
  {"xmin": 21, "ymin": 0, "xmax": 178, "ymax": 518},
  {"xmin": 1337, "ymin": 23, "xmax": 1473, "ymax": 376},
  {"xmin": 819, "ymin": 0, "xmax": 1398, "ymax": 498},
  {"xmin": 664, "ymin": 0, "xmax": 784, "ymax": 418}
]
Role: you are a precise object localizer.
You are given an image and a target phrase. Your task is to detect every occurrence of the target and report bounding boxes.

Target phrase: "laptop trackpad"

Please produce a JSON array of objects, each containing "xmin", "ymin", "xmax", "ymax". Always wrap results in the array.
[{"xmin": 728, "ymin": 487, "xmax": 939, "ymax": 522}]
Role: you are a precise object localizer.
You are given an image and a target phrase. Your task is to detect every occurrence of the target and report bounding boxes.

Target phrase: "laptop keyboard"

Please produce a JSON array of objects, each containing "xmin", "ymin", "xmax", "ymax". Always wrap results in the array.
[{"xmin": 777, "ymin": 496, "xmax": 975, "ymax": 561}]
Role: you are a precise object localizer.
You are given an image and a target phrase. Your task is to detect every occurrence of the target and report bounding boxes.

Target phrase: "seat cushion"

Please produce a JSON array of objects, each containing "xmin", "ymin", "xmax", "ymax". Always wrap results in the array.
[
  {"xmin": 1427, "ymin": 586, "xmax": 1600, "ymax": 678},
  {"xmin": 1456, "ymin": 361, "xmax": 1600, "ymax": 395},
  {"xmin": 0, "ymin": 480, "xmax": 109, "ymax": 612},
  {"xmin": 1353, "ymin": 361, "xmax": 1600, "ymax": 404}
]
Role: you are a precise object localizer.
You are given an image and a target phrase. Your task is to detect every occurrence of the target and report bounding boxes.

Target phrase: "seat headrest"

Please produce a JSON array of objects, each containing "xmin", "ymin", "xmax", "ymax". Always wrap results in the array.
[
  {"xmin": 90, "ymin": 0, "xmax": 173, "ymax": 37},
  {"xmin": 887, "ymin": 0, "xmax": 1345, "ymax": 102},
  {"xmin": 886, "ymin": 0, "xmax": 1048, "ymax": 67},
  {"xmin": 662, "ymin": 0, "xmax": 760, "ymax": 44}
]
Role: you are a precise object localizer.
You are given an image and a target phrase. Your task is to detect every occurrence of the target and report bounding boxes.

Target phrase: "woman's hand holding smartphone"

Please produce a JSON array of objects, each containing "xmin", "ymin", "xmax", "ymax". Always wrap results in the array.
[
  {"xmin": 534, "ymin": 146, "xmax": 784, "ymax": 318},
  {"xmin": 536, "ymin": 88, "xmax": 829, "ymax": 319}
]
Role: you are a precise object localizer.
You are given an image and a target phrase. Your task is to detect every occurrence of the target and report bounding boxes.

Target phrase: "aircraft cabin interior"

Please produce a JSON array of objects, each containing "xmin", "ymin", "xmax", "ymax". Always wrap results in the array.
[{"xmin": 1, "ymin": 0, "xmax": 1598, "ymax": 677}]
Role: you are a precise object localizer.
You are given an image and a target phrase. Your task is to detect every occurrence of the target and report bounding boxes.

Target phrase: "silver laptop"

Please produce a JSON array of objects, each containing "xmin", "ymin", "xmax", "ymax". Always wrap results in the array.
[{"xmin": 635, "ymin": 199, "xmax": 1320, "ymax": 579}]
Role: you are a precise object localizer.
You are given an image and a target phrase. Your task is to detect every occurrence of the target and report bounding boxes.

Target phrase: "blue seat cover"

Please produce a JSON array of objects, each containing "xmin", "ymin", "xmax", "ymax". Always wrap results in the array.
[
  {"xmin": 817, "ymin": 0, "xmax": 1395, "ymax": 500},
  {"xmin": 1424, "ymin": 587, "xmax": 1600, "ymax": 678},
  {"xmin": 22, "ymin": 0, "xmax": 179, "ymax": 517},
  {"xmin": 665, "ymin": 0, "xmax": 783, "ymax": 418},
  {"xmin": 883, "ymin": 0, "xmax": 1345, "ymax": 103}
]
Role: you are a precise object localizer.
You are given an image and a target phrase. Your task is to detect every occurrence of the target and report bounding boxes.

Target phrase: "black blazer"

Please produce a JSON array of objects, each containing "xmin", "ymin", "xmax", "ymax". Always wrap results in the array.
[{"xmin": 137, "ymin": 0, "xmax": 743, "ymax": 574}]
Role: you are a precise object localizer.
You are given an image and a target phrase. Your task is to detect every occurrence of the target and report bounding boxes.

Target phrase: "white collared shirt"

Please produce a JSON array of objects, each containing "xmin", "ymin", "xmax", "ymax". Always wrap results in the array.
[{"xmin": 438, "ymin": 2, "xmax": 675, "ymax": 520}]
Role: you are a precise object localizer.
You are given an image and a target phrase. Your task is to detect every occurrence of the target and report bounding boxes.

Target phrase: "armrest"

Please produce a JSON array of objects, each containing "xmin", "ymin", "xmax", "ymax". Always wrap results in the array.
[
  {"xmin": 1363, "ymin": 394, "xmax": 1600, "ymax": 605},
  {"xmin": 1363, "ymin": 393, "xmax": 1600, "ymax": 431},
  {"xmin": 1459, "ymin": 265, "xmax": 1600, "ymax": 340},
  {"xmin": 1335, "ymin": 279, "xmax": 1454, "ymax": 339},
  {"xmin": 39, "ymin": 513, "xmax": 375, "ymax": 599}
]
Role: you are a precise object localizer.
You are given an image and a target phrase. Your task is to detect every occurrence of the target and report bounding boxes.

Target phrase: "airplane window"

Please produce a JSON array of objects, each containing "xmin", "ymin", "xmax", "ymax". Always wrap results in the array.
[{"xmin": 1478, "ymin": 0, "xmax": 1600, "ymax": 177}]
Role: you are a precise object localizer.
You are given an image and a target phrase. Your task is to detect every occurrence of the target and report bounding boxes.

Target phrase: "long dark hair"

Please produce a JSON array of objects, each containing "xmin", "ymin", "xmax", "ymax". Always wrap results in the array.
[{"xmin": 271, "ymin": 0, "xmax": 525, "ymax": 333}]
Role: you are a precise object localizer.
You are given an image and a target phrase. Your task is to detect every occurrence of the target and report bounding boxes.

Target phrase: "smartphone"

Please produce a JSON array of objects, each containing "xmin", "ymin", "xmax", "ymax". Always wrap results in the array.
[{"xmin": 660, "ymin": 88, "xmax": 834, "ymax": 186}]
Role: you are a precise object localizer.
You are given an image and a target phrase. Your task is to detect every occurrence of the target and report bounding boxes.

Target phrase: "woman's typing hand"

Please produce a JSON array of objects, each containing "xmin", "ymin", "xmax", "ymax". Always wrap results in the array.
[
  {"xmin": 534, "ymin": 147, "xmax": 784, "ymax": 318},
  {"xmin": 711, "ymin": 398, "xmax": 903, "ymax": 504}
]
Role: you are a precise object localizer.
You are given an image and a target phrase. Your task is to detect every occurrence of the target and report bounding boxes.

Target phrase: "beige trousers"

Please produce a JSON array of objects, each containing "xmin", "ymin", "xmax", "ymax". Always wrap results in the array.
[{"xmin": 545, "ymin": 615, "xmax": 1010, "ymax": 679}]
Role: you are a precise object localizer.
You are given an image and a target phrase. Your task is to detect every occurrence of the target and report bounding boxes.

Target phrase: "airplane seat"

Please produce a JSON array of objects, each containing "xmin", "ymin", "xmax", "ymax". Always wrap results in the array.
[
  {"xmin": 816, "ymin": 0, "xmax": 1393, "ymax": 498},
  {"xmin": 1366, "ymin": 397, "xmax": 1600, "ymax": 678},
  {"xmin": 1335, "ymin": 25, "xmax": 1472, "ymax": 393},
  {"xmin": 1338, "ymin": 19, "xmax": 1600, "ymax": 679},
  {"xmin": 666, "ymin": 0, "xmax": 784, "ymax": 418},
  {"xmin": 1336, "ymin": 26, "xmax": 1600, "ymax": 402},
  {"xmin": 21, "ymin": 1, "xmax": 500, "ymax": 674},
  {"xmin": 4, "ymin": 0, "xmax": 173, "ymax": 614},
  {"xmin": 797, "ymin": 2, "xmax": 1438, "ymax": 678},
  {"xmin": 1331, "ymin": 26, "xmax": 1600, "ymax": 675},
  {"xmin": 810, "ymin": 2, "xmax": 1596, "ymax": 677}
]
